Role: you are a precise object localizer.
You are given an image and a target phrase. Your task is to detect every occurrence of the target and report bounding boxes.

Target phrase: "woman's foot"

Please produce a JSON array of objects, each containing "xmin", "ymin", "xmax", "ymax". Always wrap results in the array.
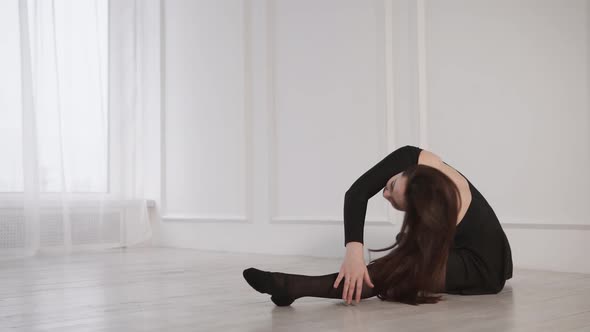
[{"xmin": 242, "ymin": 267, "xmax": 295, "ymax": 306}]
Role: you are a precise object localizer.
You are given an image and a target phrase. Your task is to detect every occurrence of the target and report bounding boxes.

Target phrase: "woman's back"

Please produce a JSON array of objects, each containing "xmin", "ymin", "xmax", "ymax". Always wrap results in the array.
[{"xmin": 441, "ymin": 161, "xmax": 514, "ymax": 294}]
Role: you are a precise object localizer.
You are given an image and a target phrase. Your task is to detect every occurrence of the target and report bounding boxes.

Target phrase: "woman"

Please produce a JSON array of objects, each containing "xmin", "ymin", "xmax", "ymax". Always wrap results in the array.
[{"xmin": 243, "ymin": 145, "xmax": 513, "ymax": 306}]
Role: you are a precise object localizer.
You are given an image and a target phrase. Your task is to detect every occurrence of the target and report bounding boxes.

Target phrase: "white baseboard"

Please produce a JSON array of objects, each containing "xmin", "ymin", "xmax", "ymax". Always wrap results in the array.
[{"xmin": 153, "ymin": 216, "xmax": 590, "ymax": 274}]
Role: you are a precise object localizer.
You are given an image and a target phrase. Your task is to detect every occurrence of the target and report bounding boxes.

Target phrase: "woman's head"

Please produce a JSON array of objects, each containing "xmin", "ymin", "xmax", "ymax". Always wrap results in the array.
[
  {"xmin": 368, "ymin": 164, "xmax": 462, "ymax": 305},
  {"xmin": 382, "ymin": 171, "xmax": 409, "ymax": 211}
]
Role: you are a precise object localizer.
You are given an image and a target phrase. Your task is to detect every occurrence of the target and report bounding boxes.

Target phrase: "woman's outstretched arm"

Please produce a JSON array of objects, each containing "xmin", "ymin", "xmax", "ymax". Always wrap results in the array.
[
  {"xmin": 336, "ymin": 145, "xmax": 423, "ymax": 304},
  {"xmin": 343, "ymin": 145, "xmax": 423, "ymax": 246}
]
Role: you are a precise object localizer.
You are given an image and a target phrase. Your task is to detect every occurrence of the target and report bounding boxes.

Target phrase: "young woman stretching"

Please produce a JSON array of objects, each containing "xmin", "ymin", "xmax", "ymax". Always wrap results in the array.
[{"xmin": 243, "ymin": 145, "xmax": 513, "ymax": 306}]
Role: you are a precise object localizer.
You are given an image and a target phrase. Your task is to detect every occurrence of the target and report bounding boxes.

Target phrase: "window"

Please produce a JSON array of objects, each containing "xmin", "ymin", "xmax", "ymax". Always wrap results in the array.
[{"xmin": 0, "ymin": 0, "xmax": 109, "ymax": 193}]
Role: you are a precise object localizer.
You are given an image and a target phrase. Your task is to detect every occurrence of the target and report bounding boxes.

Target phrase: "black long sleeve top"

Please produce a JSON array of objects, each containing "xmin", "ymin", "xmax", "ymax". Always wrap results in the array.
[{"xmin": 343, "ymin": 145, "xmax": 422, "ymax": 246}]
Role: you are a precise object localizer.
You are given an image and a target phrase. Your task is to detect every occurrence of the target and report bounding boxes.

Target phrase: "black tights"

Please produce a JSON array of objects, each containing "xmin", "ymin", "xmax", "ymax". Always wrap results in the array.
[{"xmin": 242, "ymin": 264, "xmax": 380, "ymax": 306}]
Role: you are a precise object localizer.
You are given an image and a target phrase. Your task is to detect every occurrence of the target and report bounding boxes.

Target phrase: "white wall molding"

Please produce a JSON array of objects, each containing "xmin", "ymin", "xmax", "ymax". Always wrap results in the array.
[
  {"xmin": 160, "ymin": 0, "xmax": 253, "ymax": 224},
  {"xmin": 266, "ymin": 0, "xmax": 278, "ymax": 223},
  {"xmin": 243, "ymin": 0, "xmax": 254, "ymax": 224},
  {"xmin": 270, "ymin": 216, "xmax": 590, "ymax": 230},
  {"xmin": 159, "ymin": 0, "xmax": 167, "ymax": 218},
  {"xmin": 502, "ymin": 223, "xmax": 590, "ymax": 230},
  {"xmin": 160, "ymin": 0, "xmax": 173, "ymax": 221},
  {"xmin": 383, "ymin": 0, "xmax": 396, "ymax": 153},
  {"xmin": 383, "ymin": 0, "xmax": 397, "ymax": 224},
  {"xmin": 416, "ymin": 0, "xmax": 428, "ymax": 149},
  {"xmin": 266, "ymin": 0, "xmax": 396, "ymax": 225},
  {"xmin": 417, "ymin": 0, "xmax": 590, "ymax": 232},
  {"xmin": 500, "ymin": 218, "xmax": 590, "ymax": 230},
  {"xmin": 271, "ymin": 216, "xmax": 391, "ymax": 226},
  {"xmin": 162, "ymin": 215, "xmax": 249, "ymax": 224}
]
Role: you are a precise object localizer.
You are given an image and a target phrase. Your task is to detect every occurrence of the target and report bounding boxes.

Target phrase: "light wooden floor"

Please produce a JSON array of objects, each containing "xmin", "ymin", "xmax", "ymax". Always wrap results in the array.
[{"xmin": 1, "ymin": 247, "xmax": 590, "ymax": 332}]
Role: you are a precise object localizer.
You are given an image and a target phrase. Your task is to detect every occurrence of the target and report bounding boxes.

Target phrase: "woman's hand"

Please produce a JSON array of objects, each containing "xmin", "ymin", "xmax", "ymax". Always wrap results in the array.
[{"xmin": 333, "ymin": 242, "xmax": 375, "ymax": 304}]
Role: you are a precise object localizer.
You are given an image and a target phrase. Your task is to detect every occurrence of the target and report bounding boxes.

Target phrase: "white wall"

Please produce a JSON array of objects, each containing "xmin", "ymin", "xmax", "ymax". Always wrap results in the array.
[
  {"xmin": 426, "ymin": 0, "xmax": 590, "ymax": 225},
  {"xmin": 152, "ymin": 0, "xmax": 590, "ymax": 274}
]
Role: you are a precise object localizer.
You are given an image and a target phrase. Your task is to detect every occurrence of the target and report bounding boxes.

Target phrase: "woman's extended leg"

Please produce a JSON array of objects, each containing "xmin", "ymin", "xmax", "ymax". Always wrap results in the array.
[{"xmin": 243, "ymin": 264, "xmax": 379, "ymax": 306}]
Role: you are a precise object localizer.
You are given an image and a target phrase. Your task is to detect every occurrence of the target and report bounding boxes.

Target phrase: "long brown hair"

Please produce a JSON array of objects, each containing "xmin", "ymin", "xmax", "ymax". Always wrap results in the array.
[{"xmin": 367, "ymin": 164, "xmax": 461, "ymax": 305}]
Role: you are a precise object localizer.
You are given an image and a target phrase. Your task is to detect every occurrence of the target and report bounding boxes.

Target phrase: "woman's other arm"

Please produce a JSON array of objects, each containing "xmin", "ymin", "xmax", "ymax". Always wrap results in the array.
[{"xmin": 343, "ymin": 145, "xmax": 424, "ymax": 246}]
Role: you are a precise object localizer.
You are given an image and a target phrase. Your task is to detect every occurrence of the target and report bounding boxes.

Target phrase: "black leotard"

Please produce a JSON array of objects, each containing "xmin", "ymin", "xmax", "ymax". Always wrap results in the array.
[{"xmin": 343, "ymin": 145, "xmax": 513, "ymax": 294}]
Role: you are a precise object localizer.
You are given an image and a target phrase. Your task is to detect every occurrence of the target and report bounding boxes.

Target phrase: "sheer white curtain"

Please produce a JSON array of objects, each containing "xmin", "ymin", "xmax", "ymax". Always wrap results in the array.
[{"xmin": 0, "ymin": 0, "xmax": 159, "ymax": 259}]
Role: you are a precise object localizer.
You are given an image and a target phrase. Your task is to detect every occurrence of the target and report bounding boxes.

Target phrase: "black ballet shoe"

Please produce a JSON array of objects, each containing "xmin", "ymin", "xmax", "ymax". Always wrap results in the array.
[{"xmin": 243, "ymin": 267, "xmax": 295, "ymax": 306}]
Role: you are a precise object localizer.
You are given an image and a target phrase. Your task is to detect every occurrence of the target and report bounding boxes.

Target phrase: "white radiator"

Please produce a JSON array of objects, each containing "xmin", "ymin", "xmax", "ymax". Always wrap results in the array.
[{"xmin": 0, "ymin": 208, "xmax": 123, "ymax": 249}]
